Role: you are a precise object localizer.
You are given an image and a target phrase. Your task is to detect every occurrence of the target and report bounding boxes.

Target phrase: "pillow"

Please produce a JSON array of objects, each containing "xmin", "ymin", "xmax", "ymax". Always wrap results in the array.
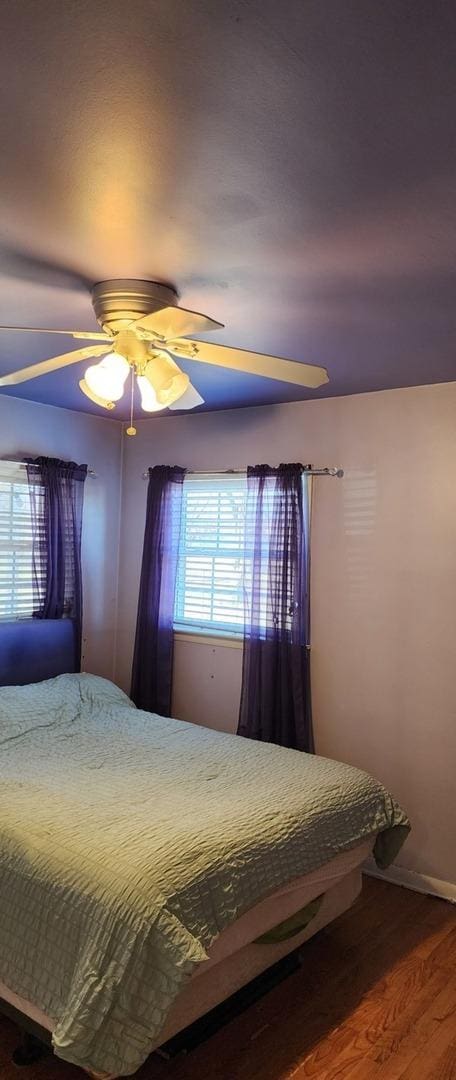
[{"xmin": 0, "ymin": 672, "xmax": 134, "ymax": 741}]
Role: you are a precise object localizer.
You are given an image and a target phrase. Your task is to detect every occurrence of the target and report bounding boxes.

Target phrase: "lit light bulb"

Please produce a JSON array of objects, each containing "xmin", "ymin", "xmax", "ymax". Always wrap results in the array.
[
  {"xmin": 137, "ymin": 375, "xmax": 166, "ymax": 412},
  {"xmin": 144, "ymin": 352, "xmax": 189, "ymax": 407},
  {"xmin": 84, "ymin": 352, "xmax": 130, "ymax": 402}
]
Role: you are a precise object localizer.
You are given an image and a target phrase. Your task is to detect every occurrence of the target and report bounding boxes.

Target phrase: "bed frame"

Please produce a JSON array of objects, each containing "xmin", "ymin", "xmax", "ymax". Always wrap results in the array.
[{"xmin": 0, "ymin": 997, "xmax": 51, "ymax": 1067}]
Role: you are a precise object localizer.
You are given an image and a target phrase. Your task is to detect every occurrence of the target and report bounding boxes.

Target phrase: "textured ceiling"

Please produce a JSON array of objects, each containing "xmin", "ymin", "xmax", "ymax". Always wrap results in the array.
[{"xmin": 0, "ymin": 0, "xmax": 455, "ymax": 419}]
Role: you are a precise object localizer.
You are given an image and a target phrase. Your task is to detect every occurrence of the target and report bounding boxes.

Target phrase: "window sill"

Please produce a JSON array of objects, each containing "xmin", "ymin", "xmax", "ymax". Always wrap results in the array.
[{"xmin": 173, "ymin": 628, "xmax": 244, "ymax": 649}]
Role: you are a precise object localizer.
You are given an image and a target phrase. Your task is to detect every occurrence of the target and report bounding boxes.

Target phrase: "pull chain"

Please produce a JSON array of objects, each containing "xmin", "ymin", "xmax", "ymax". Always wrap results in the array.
[{"xmin": 126, "ymin": 367, "xmax": 137, "ymax": 436}]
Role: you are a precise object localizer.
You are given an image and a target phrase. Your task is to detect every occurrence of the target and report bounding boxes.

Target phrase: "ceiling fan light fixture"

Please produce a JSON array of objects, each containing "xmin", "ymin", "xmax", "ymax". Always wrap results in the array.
[
  {"xmin": 144, "ymin": 352, "xmax": 190, "ymax": 407},
  {"xmin": 137, "ymin": 375, "xmax": 166, "ymax": 413},
  {"xmin": 79, "ymin": 378, "xmax": 115, "ymax": 410},
  {"xmin": 168, "ymin": 384, "xmax": 205, "ymax": 410},
  {"xmin": 84, "ymin": 352, "xmax": 130, "ymax": 402},
  {"xmin": 0, "ymin": 280, "xmax": 330, "ymax": 411}
]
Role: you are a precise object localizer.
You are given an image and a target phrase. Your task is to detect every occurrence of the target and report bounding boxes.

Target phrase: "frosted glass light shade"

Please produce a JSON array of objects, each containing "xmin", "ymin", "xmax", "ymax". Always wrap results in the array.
[
  {"xmin": 168, "ymin": 383, "xmax": 204, "ymax": 410},
  {"xmin": 137, "ymin": 375, "xmax": 166, "ymax": 412},
  {"xmin": 144, "ymin": 352, "xmax": 189, "ymax": 407},
  {"xmin": 79, "ymin": 378, "xmax": 115, "ymax": 410},
  {"xmin": 85, "ymin": 352, "xmax": 130, "ymax": 402}
]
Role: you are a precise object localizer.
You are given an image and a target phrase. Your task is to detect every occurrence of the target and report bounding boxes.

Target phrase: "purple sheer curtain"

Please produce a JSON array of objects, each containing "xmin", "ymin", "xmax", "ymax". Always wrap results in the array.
[
  {"xmin": 131, "ymin": 465, "xmax": 186, "ymax": 715},
  {"xmin": 237, "ymin": 463, "xmax": 314, "ymax": 752},
  {"xmin": 25, "ymin": 456, "xmax": 88, "ymax": 668}
]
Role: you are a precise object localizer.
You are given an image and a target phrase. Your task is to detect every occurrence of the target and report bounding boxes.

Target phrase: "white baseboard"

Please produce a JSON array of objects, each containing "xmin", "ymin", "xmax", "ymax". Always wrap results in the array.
[{"xmin": 363, "ymin": 857, "xmax": 456, "ymax": 904}]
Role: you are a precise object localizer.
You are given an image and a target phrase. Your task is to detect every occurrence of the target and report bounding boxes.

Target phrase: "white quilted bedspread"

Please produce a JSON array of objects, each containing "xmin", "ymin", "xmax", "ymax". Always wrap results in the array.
[{"xmin": 0, "ymin": 674, "xmax": 409, "ymax": 1076}]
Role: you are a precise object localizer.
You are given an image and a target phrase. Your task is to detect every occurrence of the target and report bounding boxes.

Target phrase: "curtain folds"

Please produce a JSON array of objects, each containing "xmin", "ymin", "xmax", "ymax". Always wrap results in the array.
[
  {"xmin": 131, "ymin": 465, "xmax": 186, "ymax": 715},
  {"xmin": 25, "ymin": 456, "xmax": 88, "ymax": 668},
  {"xmin": 237, "ymin": 463, "xmax": 314, "ymax": 752}
]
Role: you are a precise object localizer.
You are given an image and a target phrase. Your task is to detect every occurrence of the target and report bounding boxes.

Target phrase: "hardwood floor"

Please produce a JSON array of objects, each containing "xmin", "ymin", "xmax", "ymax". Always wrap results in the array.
[{"xmin": 0, "ymin": 877, "xmax": 455, "ymax": 1079}]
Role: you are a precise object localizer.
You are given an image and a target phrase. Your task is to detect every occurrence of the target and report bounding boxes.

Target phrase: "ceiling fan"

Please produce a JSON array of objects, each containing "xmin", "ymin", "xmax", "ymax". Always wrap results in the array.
[{"xmin": 0, "ymin": 279, "xmax": 329, "ymax": 434}]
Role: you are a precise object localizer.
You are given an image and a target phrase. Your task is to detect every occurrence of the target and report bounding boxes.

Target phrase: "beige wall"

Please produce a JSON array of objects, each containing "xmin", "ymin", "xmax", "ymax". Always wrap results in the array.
[
  {"xmin": 116, "ymin": 382, "xmax": 456, "ymax": 886},
  {"xmin": 0, "ymin": 395, "xmax": 122, "ymax": 680}
]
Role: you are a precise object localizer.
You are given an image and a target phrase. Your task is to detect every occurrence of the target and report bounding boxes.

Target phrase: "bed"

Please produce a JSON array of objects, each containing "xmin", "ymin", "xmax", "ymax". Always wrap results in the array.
[{"xmin": 0, "ymin": 670, "xmax": 409, "ymax": 1079}]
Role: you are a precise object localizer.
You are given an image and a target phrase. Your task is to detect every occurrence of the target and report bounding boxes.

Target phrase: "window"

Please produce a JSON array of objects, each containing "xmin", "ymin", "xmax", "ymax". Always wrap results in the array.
[
  {"xmin": 174, "ymin": 471, "xmax": 310, "ymax": 639},
  {"xmin": 174, "ymin": 474, "xmax": 248, "ymax": 635},
  {"xmin": 0, "ymin": 461, "xmax": 40, "ymax": 620}
]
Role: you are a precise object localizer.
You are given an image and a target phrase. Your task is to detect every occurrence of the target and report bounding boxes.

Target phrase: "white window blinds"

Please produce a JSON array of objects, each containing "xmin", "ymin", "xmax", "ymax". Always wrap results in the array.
[
  {"xmin": 174, "ymin": 474, "xmax": 247, "ymax": 635},
  {"xmin": 174, "ymin": 471, "xmax": 310, "ymax": 638},
  {"xmin": 0, "ymin": 461, "xmax": 42, "ymax": 621}
]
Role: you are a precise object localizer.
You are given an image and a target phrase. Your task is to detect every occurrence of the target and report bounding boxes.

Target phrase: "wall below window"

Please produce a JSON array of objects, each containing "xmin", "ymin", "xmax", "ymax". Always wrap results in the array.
[
  {"xmin": 0, "ymin": 395, "xmax": 122, "ymax": 680},
  {"xmin": 116, "ymin": 382, "xmax": 456, "ymax": 889},
  {"xmin": 172, "ymin": 634, "xmax": 243, "ymax": 732}
]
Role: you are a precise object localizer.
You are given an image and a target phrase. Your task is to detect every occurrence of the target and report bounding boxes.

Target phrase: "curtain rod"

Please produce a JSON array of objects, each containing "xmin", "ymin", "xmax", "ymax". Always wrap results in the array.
[
  {"xmin": 19, "ymin": 461, "xmax": 97, "ymax": 478},
  {"xmin": 142, "ymin": 466, "xmax": 344, "ymax": 479}
]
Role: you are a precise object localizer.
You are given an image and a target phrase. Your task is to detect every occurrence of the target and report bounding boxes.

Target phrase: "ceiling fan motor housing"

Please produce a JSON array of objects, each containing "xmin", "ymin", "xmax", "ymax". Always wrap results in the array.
[{"xmin": 92, "ymin": 279, "xmax": 179, "ymax": 333}]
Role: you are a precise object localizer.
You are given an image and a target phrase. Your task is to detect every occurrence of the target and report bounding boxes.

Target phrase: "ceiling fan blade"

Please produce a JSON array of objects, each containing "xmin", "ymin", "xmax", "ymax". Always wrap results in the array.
[
  {"xmin": 0, "ymin": 326, "xmax": 111, "ymax": 341},
  {"xmin": 171, "ymin": 340, "xmax": 329, "ymax": 388},
  {"xmin": 0, "ymin": 243, "xmax": 90, "ymax": 292},
  {"xmin": 133, "ymin": 305, "xmax": 223, "ymax": 340},
  {"xmin": 0, "ymin": 344, "xmax": 109, "ymax": 387},
  {"xmin": 167, "ymin": 383, "xmax": 205, "ymax": 410}
]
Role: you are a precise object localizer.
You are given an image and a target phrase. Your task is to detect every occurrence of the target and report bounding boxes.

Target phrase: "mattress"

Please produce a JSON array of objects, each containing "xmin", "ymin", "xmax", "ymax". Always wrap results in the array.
[
  {"xmin": 0, "ymin": 839, "xmax": 371, "ymax": 1046},
  {"xmin": 159, "ymin": 862, "xmax": 365, "ymax": 1048},
  {"xmin": 195, "ymin": 837, "xmax": 372, "ymax": 971}
]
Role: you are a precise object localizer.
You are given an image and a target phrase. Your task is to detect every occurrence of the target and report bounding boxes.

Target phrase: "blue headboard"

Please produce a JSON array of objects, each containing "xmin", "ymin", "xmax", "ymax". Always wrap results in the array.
[{"xmin": 0, "ymin": 619, "xmax": 77, "ymax": 687}]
